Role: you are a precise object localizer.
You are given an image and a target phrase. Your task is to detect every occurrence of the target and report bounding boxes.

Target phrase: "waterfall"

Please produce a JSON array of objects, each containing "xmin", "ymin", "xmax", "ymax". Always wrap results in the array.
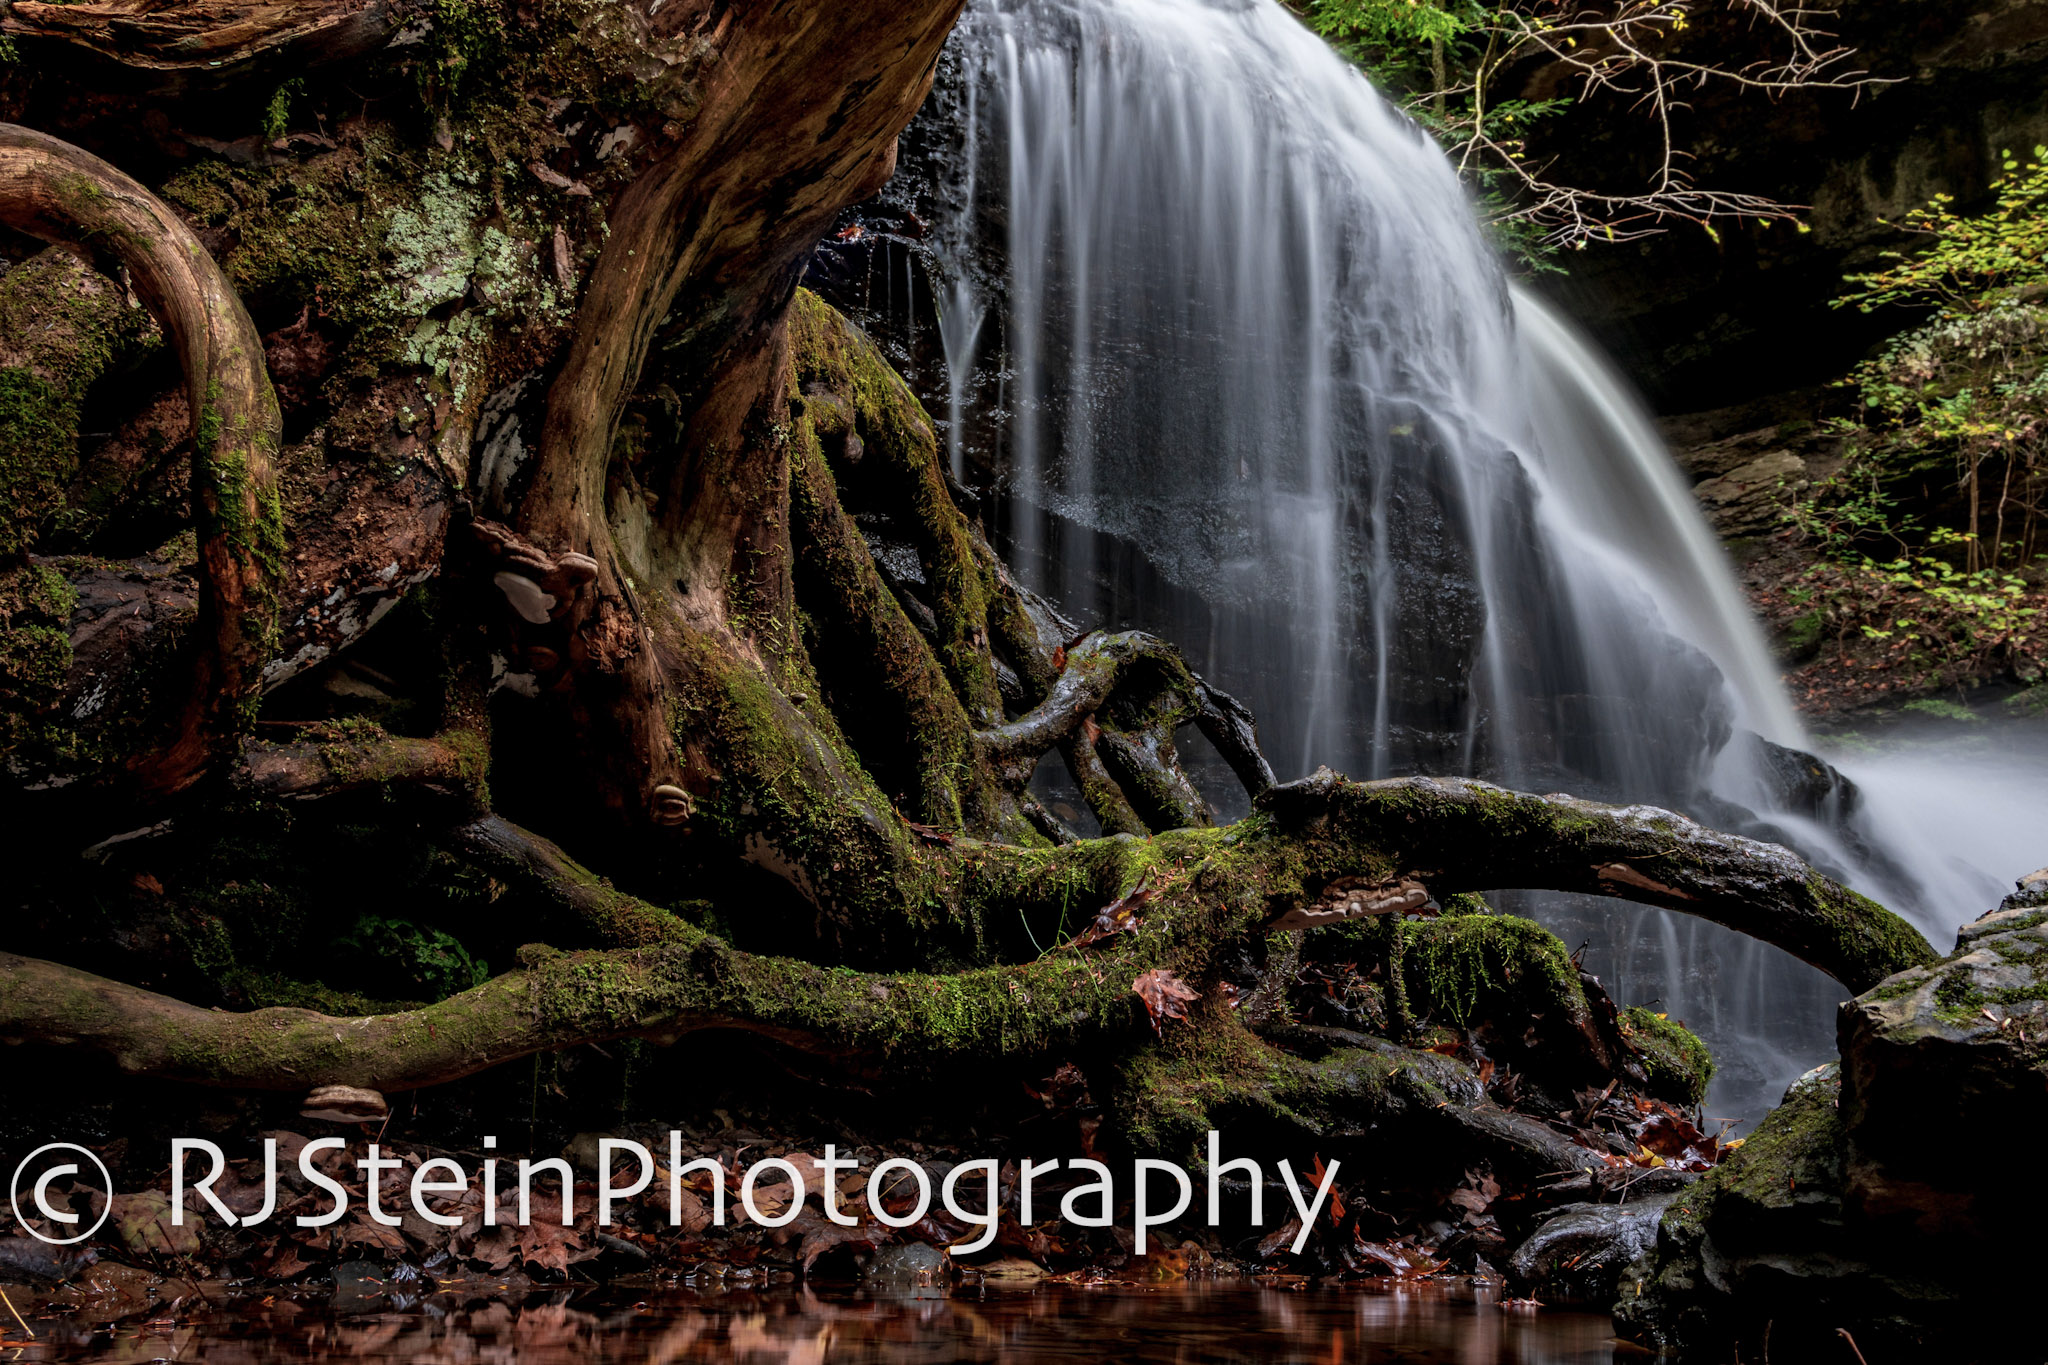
[{"xmin": 919, "ymin": 0, "xmax": 2046, "ymax": 1120}]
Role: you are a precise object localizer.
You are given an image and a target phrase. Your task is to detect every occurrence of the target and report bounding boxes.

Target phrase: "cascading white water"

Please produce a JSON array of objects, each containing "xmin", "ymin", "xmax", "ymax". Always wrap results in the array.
[{"xmin": 925, "ymin": 0, "xmax": 2047, "ymax": 1119}]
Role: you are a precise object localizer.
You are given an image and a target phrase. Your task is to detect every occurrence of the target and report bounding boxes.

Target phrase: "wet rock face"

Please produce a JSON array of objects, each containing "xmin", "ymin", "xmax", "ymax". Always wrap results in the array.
[
  {"xmin": 1839, "ymin": 889, "xmax": 2048, "ymax": 1244},
  {"xmin": 1744, "ymin": 734, "xmax": 1863, "ymax": 825},
  {"xmin": 858, "ymin": 1241, "xmax": 949, "ymax": 1287},
  {"xmin": 1688, "ymin": 449, "xmax": 1810, "ymax": 537},
  {"xmin": 0, "ymin": 1236, "xmax": 95, "ymax": 1286},
  {"xmin": 1616, "ymin": 869, "xmax": 2048, "ymax": 1359},
  {"xmin": 1507, "ymin": 1192, "xmax": 1674, "ymax": 1303},
  {"xmin": 2004, "ymin": 867, "xmax": 2048, "ymax": 911}
]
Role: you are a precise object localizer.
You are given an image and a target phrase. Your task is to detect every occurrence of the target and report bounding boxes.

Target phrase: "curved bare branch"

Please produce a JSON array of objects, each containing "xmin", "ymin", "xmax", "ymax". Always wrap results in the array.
[{"xmin": 0, "ymin": 122, "xmax": 282, "ymax": 796}]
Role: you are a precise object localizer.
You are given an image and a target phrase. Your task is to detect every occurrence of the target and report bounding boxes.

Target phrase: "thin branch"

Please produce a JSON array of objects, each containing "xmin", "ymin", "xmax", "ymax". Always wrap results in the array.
[{"xmin": 1438, "ymin": 0, "xmax": 1897, "ymax": 247}]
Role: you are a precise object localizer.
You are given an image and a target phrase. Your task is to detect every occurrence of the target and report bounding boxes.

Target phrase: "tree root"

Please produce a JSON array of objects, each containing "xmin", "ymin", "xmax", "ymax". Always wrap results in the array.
[
  {"xmin": 0, "ymin": 759, "xmax": 1933, "ymax": 1097},
  {"xmin": 1, "ymin": 0, "xmax": 405, "ymax": 81},
  {"xmin": 1106, "ymin": 1015, "xmax": 1654, "ymax": 1179},
  {"xmin": 787, "ymin": 425, "xmax": 998, "ymax": 832},
  {"xmin": 239, "ymin": 731, "xmax": 481, "ymax": 803},
  {"xmin": 784, "ymin": 292, "xmax": 1266, "ymax": 843},
  {"xmin": 1196, "ymin": 682, "xmax": 1276, "ymax": 798},
  {"xmin": 1283, "ymin": 1034, "xmax": 1610, "ymax": 1186},
  {"xmin": 977, "ymin": 632, "xmax": 1186, "ymax": 764},
  {"xmin": 0, "ymin": 920, "xmax": 1147, "ymax": 1091},
  {"xmin": 0, "ymin": 123, "xmax": 281, "ymax": 797},
  {"xmin": 1276, "ymin": 772, "xmax": 1938, "ymax": 992},
  {"xmin": 450, "ymin": 814, "xmax": 700, "ymax": 951},
  {"xmin": 975, "ymin": 629, "xmax": 1263, "ymax": 834}
]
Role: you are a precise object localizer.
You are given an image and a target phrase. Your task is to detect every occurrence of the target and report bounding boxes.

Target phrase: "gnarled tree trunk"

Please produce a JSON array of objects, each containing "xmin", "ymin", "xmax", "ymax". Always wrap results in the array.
[{"xmin": 0, "ymin": 0, "xmax": 1934, "ymax": 1191}]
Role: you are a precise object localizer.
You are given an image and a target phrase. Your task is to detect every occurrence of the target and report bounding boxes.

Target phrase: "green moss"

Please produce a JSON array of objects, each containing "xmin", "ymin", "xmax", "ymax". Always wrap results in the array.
[
  {"xmin": 1616, "ymin": 1065, "xmax": 1845, "ymax": 1345},
  {"xmin": 0, "ymin": 563, "xmax": 80, "ymax": 760},
  {"xmin": 788, "ymin": 290, "xmax": 1007, "ymax": 724},
  {"xmin": 665, "ymin": 619, "xmax": 974, "ymax": 958},
  {"xmin": 0, "ymin": 249, "xmax": 158, "ymax": 556},
  {"xmin": 1620, "ymin": 1005, "xmax": 1716, "ymax": 1105},
  {"xmin": 161, "ymin": 145, "xmax": 570, "ymax": 426},
  {"xmin": 1399, "ymin": 913, "xmax": 1584, "ymax": 1028},
  {"xmin": 221, "ymin": 969, "xmax": 417, "ymax": 1017},
  {"xmin": 162, "ymin": 154, "xmax": 385, "ymax": 372},
  {"xmin": 783, "ymin": 409, "xmax": 1020, "ymax": 834},
  {"xmin": 1901, "ymin": 697, "xmax": 1978, "ymax": 724},
  {"xmin": 514, "ymin": 914, "xmax": 1158, "ymax": 1076},
  {"xmin": 1711, "ymin": 1067, "xmax": 1843, "ymax": 1211},
  {"xmin": 332, "ymin": 913, "xmax": 490, "ymax": 998},
  {"xmin": 420, "ymin": 0, "xmax": 509, "ymax": 104},
  {"xmin": 260, "ymin": 79, "xmax": 305, "ymax": 141},
  {"xmin": 1800, "ymin": 869, "xmax": 1940, "ymax": 989},
  {"xmin": 0, "ymin": 368, "xmax": 72, "ymax": 557},
  {"xmin": 1782, "ymin": 608, "xmax": 1825, "ymax": 658}
]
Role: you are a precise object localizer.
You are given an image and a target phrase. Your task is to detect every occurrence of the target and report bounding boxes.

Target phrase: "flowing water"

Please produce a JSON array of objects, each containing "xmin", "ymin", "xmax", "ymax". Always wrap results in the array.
[{"xmin": 919, "ymin": 0, "xmax": 2048, "ymax": 1120}]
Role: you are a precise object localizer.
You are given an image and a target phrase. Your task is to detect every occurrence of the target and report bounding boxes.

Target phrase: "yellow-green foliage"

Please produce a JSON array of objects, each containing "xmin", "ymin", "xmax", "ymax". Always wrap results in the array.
[
  {"xmin": 1838, "ymin": 147, "xmax": 2048, "ymax": 315},
  {"xmin": 1787, "ymin": 148, "xmax": 2048, "ymax": 685}
]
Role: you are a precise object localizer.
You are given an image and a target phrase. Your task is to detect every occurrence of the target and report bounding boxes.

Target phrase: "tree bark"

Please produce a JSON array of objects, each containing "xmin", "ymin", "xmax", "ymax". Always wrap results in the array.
[
  {"xmin": 1, "ymin": 0, "xmax": 405, "ymax": 82},
  {"xmin": 0, "ymin": 123, "xmax": 281, "ymax": 797}
]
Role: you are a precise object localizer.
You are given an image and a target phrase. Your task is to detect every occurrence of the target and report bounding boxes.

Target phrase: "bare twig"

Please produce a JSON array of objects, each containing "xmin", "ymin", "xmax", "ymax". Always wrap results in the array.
[
  {"xmin": 0, "ymin": 1286, "xmax": 33, "ymax": 1340},
  {"xmin": 1433, "ymin": 0, "xmax": 1896, "ymax": 247}
]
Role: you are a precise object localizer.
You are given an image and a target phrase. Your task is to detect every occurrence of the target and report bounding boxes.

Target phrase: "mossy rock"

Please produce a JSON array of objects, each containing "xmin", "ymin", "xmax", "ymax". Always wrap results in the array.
[
  {"xmin": 1780, "ymin": 607, "xmax": 1825, "ymax": 661},
  {"xmin": 0, "ymin": 563, "xmax": 79, "ymax": 760},
  {"xmin": 1618, "ymin": 1005, "xmax": 1715, "ymax": 1106},
  {"xmin": 1613, "ymin": 1064, "xmax": 1852, "ymax": 1352},
  {"xmin": 1838, "ymin": 897, "xmax": 2048, "ymax": 1257},
  {"xmin": 1399, "ymin": 912, "xmax": 1584, "ymax": 1028},
  {"xmin": 0, "ymin": 248, "xmax": 160, "ymax": 557}
]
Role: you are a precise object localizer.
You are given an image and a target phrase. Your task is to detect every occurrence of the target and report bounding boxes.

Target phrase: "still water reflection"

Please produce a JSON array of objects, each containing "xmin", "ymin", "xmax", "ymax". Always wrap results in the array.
[{"xmin": 13, "ymin": 1280, "xmax": 1623, "ymax": 1364}]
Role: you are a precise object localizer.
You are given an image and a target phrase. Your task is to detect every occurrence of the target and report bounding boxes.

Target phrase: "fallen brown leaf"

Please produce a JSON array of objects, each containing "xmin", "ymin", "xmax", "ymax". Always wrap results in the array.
[{"xmin": 1131, "ymin": 967, "xmax": 1199, "ymax": 1036}]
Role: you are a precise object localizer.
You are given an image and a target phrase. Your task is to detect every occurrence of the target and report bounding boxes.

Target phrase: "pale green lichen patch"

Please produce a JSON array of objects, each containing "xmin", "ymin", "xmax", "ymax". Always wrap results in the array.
[{"xmin": 161, "ymin": 136, "xmax": 575, "ymax": 448}]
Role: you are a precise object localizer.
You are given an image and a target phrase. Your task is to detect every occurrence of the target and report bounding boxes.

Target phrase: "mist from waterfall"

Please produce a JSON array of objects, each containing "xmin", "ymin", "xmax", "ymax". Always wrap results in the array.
[{"xmin": 924, "ymin": 0, "xmax": 2047, "ymax": 1120}]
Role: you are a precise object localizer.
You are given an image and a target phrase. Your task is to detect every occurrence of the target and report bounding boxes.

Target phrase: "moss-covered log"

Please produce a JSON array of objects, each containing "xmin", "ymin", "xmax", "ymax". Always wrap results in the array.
[
  {"xmin": 0, "ymin": 765, "xmax": 1933, "ymax": 1098},
  {"xmin": 1266, "ymin": 772, "xmax": 1937, "ymax": 993},
  {"xmin": 0, "ymin": 914, "xmax": 1158, "ymax": 1091}
]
